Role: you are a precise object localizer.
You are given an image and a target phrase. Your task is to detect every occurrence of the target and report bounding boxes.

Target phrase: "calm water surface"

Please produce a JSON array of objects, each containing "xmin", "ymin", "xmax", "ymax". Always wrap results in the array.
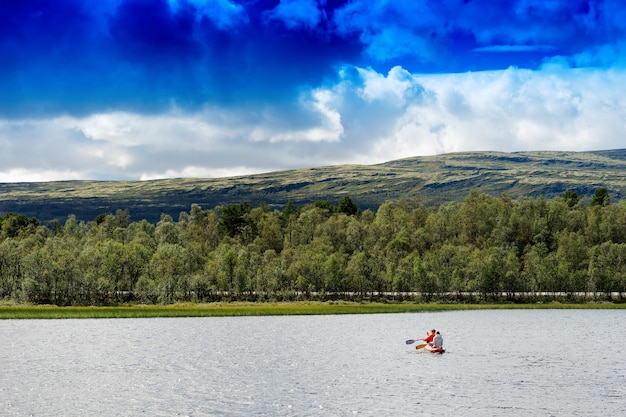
[{"xmin": 0, "ymin": 310, "xmax": 624, "ymax": 416}]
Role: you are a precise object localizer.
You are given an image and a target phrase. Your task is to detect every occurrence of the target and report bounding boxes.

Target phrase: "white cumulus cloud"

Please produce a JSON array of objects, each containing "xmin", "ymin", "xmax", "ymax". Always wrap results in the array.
[{"xmin": 1, "ymin": 65, "xmax": 625, "ymax": 182}]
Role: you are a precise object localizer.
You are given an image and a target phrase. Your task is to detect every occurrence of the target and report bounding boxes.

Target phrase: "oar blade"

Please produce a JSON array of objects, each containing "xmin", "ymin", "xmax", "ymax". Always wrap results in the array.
[
  {"xmin": 415, "ymin": 343, "xmax": 427, "ymax": 350},
  {"xmin": 405, "ymin": 339, "xmax": 416, "ymax": 345}
]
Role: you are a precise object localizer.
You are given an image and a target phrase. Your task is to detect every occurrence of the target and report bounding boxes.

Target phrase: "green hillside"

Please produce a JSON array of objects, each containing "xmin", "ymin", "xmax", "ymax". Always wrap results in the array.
[{"xmin": 1, "ymin": 149, "xmax": 626, "ymax": 223}]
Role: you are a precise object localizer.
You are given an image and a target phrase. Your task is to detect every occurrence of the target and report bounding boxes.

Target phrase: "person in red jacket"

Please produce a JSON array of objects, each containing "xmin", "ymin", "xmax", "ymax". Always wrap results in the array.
[{"xmin": 423, "ymin": 329, "xmax": 436, "ymax": 344}]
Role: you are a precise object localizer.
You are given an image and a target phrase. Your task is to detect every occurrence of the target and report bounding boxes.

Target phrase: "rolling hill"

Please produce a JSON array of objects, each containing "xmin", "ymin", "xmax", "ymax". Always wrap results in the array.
[{"xmin": 2, "ymin": 149, "xmax": 626, "ymax": 223}]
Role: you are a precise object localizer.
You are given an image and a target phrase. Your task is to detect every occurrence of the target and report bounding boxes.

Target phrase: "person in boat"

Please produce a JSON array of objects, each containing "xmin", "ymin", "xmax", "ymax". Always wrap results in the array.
[
  {"xmin": 423, "ymin": 329, "xmax": 436, "ymax": 344},
  {"xmin": 432, "ymin": 331, "xmax": 443, "ymax": 349}
]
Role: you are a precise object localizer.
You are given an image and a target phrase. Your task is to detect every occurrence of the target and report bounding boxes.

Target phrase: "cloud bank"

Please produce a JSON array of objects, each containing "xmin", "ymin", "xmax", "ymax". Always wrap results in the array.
[{"xmin": 1, "ymin": 0, "xmax": 625, "ymax": 181}]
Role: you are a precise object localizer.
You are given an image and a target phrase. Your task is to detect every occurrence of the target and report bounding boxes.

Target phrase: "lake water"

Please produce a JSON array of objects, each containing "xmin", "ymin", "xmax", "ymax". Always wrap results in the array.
[{"xmin": 0, "ymin": 310, "xmax": 624, "ymax": 416}]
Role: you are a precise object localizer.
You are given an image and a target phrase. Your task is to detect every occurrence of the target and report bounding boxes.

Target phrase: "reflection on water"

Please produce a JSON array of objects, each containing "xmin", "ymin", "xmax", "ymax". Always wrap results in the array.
[{"xmin": 0, "ymin": 310, "xmax": 624, "ymax": 416}]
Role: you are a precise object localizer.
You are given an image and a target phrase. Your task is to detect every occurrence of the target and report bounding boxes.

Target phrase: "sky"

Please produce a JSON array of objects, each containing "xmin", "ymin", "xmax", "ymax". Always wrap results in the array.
[{"xmin": 1, "ymin": 0, "xmax": 626, "ymax": 182}]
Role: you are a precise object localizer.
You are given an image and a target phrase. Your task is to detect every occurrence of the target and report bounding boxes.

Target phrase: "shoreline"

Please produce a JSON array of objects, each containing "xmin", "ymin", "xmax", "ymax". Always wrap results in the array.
[{"xmin": 0, "ymin": 301, "xmax": 624, "ymax": 319}]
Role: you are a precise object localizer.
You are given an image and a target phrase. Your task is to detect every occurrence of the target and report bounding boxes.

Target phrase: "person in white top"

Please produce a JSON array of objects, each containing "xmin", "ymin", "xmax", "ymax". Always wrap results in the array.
[{"xmin": 432, "ymin": 331, "xmax": 443, "ymax": 348}]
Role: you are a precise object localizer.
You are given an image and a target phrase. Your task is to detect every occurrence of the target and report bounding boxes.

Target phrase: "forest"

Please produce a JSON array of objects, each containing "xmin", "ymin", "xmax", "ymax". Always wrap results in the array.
[{"xmin": 0, "ymin": 187, "xmax": 625, "ymax": 306}]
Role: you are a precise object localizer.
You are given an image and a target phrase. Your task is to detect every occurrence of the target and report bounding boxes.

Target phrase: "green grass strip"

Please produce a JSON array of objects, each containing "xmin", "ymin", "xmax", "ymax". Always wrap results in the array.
[{"xmin": 0, "ymin": 301, "xmax": 624, "ymax": 319}]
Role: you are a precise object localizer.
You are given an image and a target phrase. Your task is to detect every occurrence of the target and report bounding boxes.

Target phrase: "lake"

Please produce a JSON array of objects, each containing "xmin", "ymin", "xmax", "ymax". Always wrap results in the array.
[{"xmin": 0, "ymin": 310, "xmax": 624, "ymax": 416}]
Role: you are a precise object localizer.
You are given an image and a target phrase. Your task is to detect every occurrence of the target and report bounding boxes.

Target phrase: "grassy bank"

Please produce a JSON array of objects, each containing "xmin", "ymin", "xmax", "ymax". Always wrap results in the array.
[{"xmin": 0, "ymin": 301, "xmax": 624, "ymax": 319}]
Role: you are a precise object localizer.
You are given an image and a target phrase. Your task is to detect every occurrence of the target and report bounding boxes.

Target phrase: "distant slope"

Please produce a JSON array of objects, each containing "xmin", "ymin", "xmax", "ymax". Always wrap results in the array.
[{"xmin": 2, "ymin": 149, "xmax": 626, "ymax": 223}]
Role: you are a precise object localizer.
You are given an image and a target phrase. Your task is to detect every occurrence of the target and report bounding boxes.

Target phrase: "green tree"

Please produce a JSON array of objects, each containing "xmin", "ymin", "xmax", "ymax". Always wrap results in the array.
[
  {"xmin": 522, "ymin": 243, "xmax": 559, "ymax": 293},
  {"xmin": 424, "ymin": 203, "xmax": 460, "ymax": 248},
  {"xmin": 458, "ymin": 190, "xmax": 494, "ymax": 248},
  {"xmin": 22, "ymin": 246, "xmax": 54, "ymax": 304},
  {"xmin": 413, "ymin": 254, "xmax": 436, "ymax": 300},
  {"xmin": 500, "ymin": 247, "xmax": 521, "ymax": 298},
  {"xmin": 252, "ymin": 249, "xmax": 282, "ymax": 299},
  {"xmin": 0, "ymin": 238, "xmax": 24, "ymax": 299},
  {"xmin": 323, "ymin": 252, "xmax": 347, "ymax": 295},
  {"xmin": 255, "ymin": 211, "xmax": 284, "ymax": 253},
  {"xmin": 155, "ymin": 214, "xmax": 181, "ymax": 245},
  {"xmin": 391, "ymin": 253, "xmax": 418, "ymax": 293},
  {"xmin": 219, "ymin": 202, "xmax": 256, "ymax": 242},
  {"xmin": 280, "ymin": 201, "xmax": 299, "ymax": 248},
  {"xmin": 313, "ymin": 200, "xmax": 333, "ymax": 212},
  {"xmin": 345, "ymin": 215, "xmax": 367, "ymax": 254},
  {"xmin": 1, "ymin": 213, "xmax": 39, "ymax": 240},
  {"xmin": 556, "ymin": 231, "xmax": 589, "ymax": 294},
  {"xmin": 423, "ymin": 244, "xmax": 471, "ymax": 296},
  {"xmin": 92, "ymin": 240, "xmax": 150, "ymax": 302},
  {"xmin": 215, "ymin": 243, "xmax": 240, "ymax": 295},
  {"xmin": 337, "ymin": 196, "xmax": 359, "ymax": 216},
  {"xmin": 468, "ymin": 246, "xmax": 517, "ymax": 299},
  {"xmin": 560, "ymin": 190, "xmax": 582, "ymax": 208},
  {"xmin": 590, "ymin": 187, "xmax": 610, "ymax": 207},
  {"xmin": 150, "ymin": 243, "xmax": 193, "ymax": 303},
  {"xmin": 588, "ymin": 242, "xmax": 626, "ymax": 295},
  {"xmin": 127, "ymin": 219, "xmax": 157, "ymax": 251},
  {"xmin": 369, "ymin": 201, "xmax": 412, "ymax": 251},
  {"xmin": 346, "ymin": 251, "xmax": 373, "ymax": 298},
  {"xmin": 289, "ymin": 207, "xmax": 326, "ymax": 247},
  {"xmin": 287, "ymin": 247, "xmax": 326, "ymax": 295},
  {"xmin": 77, "ymin": 243, "xmax": 112, "ymax": 304},
  {"xmin": 317, "ymin": 213, "xmax": 351, "ymax": 254}
]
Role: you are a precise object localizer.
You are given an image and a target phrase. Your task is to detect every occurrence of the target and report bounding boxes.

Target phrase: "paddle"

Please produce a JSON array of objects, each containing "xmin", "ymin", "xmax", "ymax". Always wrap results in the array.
[
  {"xmin": 406, "ymin": 333, "xmax": 430, "ymax": 344},
  {"xmin": 406, "ymin": 339, "xmax": 428, "ymax": 350}
]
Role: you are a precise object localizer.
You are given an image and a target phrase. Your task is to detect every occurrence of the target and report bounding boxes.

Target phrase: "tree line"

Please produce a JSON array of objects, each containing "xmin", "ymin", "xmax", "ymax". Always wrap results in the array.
[{"xmin": 0, "ymin": 189, "xmax": 625, "ymax": 305}]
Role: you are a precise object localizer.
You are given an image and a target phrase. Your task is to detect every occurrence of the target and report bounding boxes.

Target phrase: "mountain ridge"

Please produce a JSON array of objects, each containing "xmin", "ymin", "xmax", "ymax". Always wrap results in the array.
[{"xmin": 2, "ymin": 149, "xmax": 626, "ymax": 223}]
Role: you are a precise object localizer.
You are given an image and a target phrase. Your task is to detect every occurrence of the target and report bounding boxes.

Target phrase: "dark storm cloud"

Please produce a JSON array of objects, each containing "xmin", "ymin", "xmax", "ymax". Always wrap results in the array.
[
  {"xmin": 1, "ymin": 0, "xmax": 622, "ymax": 118},
  {"xmin": 0, "ymin": 0, "xmax": 361, "ymax": 117}
]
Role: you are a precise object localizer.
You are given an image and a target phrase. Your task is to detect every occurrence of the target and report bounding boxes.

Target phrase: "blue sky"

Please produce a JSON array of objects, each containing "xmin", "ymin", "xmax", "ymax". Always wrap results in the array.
[{"xmin": 1, "ymin": 0, "xmax": 626, "ymax": 181}]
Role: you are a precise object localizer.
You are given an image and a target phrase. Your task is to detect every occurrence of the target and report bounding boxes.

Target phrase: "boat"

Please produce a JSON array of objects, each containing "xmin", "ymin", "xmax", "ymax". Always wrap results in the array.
[{"xmin": 423, "ymin": 344, "xmax": 445, "ymax": 354}]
